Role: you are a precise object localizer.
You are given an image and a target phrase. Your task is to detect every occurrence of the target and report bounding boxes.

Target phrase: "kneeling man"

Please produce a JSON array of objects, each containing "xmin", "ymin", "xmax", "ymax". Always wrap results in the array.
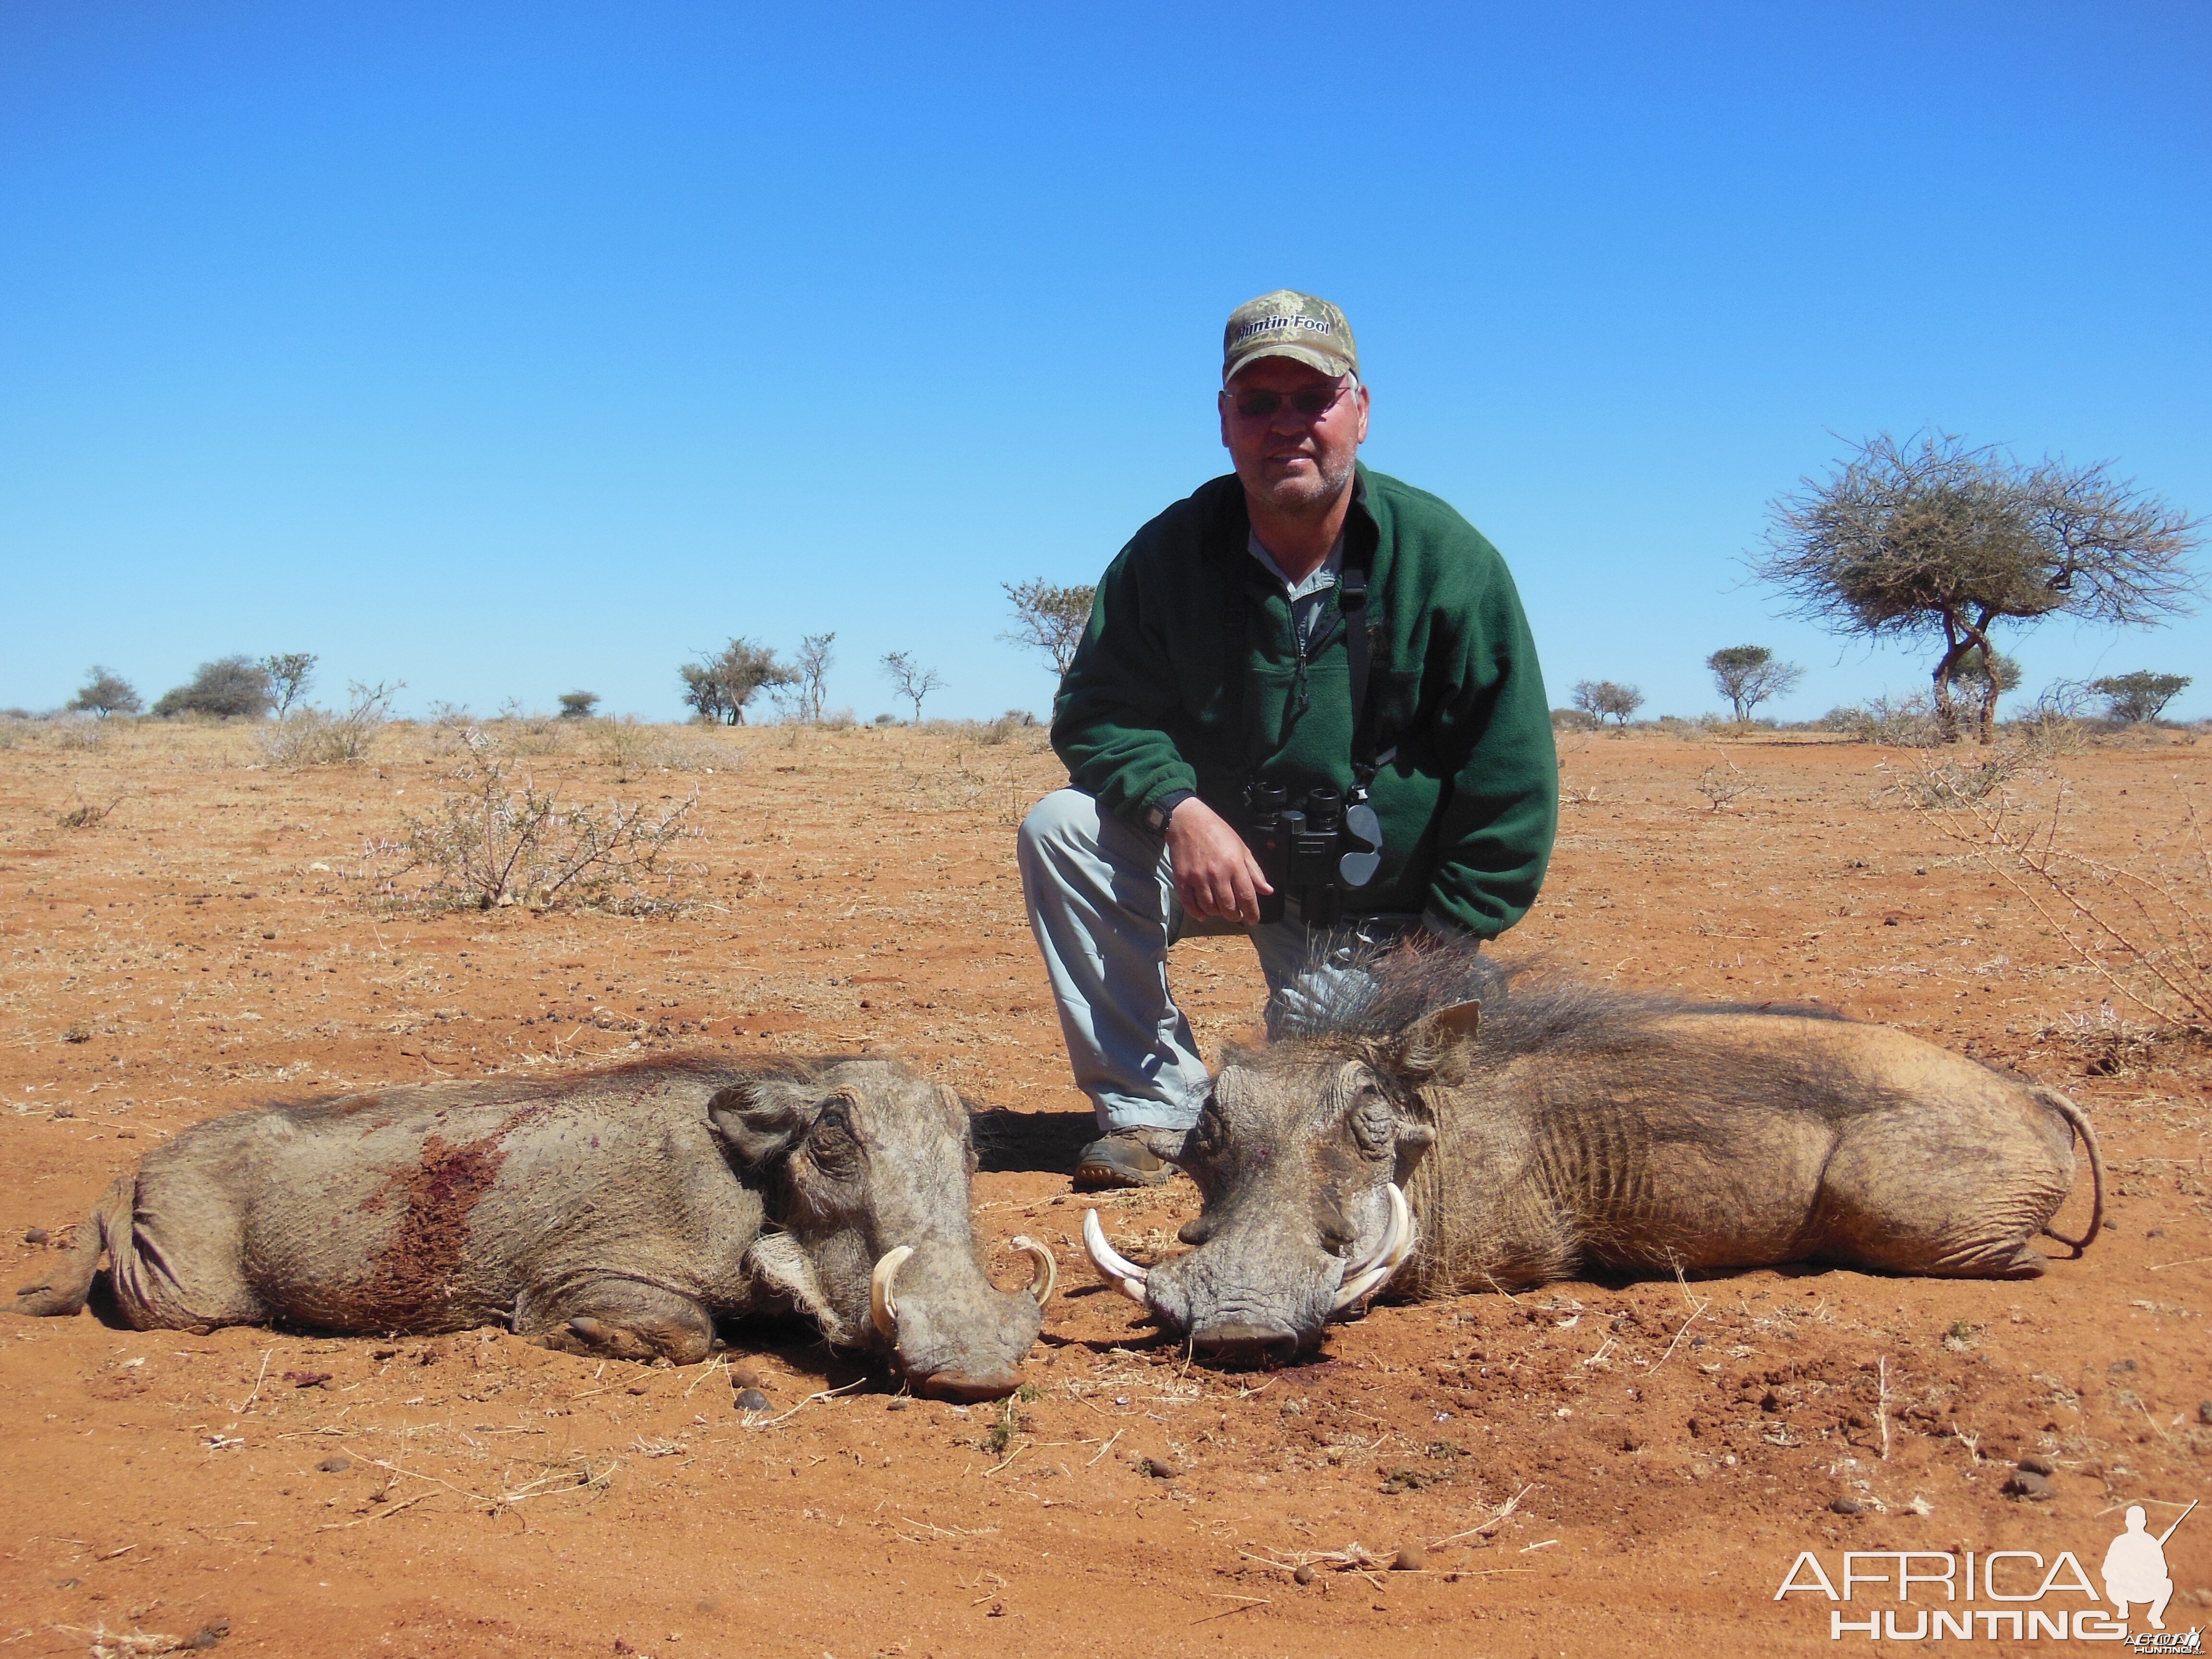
[{"xmin": 1020, "ymin": 289, "xmax": 1558, "ymax": 1188}]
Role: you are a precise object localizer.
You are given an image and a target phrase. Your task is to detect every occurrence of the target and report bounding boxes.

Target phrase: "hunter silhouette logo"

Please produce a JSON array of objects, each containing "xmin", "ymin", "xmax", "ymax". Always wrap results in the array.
[
  {"xmin": 1773, "ymin": 1498, "xmax": 2200, "ymax": 1645},
  {"xmin": 2108, "ymin": 1503, "xmax": 2196, "ymax": 1633}
]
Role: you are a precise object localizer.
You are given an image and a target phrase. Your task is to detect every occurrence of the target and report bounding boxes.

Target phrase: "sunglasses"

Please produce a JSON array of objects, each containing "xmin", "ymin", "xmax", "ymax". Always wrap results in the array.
[{"xmin": 1223, "ymin": 380, "xmax": 1357, "ymax": 421}]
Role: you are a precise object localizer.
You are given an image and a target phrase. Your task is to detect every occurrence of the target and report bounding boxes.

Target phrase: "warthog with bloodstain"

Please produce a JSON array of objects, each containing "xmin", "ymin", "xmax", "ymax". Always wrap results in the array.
[
  {"xmin": 1083, "ymin": 950, "xmax": 2104, "ymax": 1363},
  {"xmin": 16, "ymin": 1056, "xmax": 1050, "ymax": 1400}
]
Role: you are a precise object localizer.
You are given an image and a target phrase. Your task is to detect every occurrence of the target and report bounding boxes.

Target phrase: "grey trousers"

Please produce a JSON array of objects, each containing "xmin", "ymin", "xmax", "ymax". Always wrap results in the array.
[{"xmin": 1017, "ymin": 788, "xmax": 1420, "ymax": 1134}]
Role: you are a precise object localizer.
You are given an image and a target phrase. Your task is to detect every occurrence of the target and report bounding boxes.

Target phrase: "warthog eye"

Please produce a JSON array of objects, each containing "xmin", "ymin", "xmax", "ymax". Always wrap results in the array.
[
  {"xmin": 1347, "ymin": 1090, "xmax": 1394, "ymax": 1158},
  {"xmin": 807, "ymin": 1099, "xmax": 860, "ymax": 1176}
]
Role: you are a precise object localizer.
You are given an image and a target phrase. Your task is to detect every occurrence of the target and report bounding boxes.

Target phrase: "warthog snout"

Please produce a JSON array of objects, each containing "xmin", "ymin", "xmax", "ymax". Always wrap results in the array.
[
  {"xmin": 1185, "ymin": 1320, "xmax": 1302, "ymax": 1367},
  {"xmin": 716, "ymin": 1066, "xmax": 1054, "ymax": 1399},
  {"xmin": 1080, "ymin": 1059, "xmax": 1426, "ymax": 1361},
  {"xmin": 866, "ymin": 1236, "xmax": 1052, "ymax": 1402}
]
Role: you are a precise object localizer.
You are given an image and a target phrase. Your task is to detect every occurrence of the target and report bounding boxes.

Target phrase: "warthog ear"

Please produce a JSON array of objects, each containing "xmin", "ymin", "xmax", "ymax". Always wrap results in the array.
[
  {"xmin": 1387, "ymin": 998, "xmax": 1482, "ymax": 1085},
  {"xmin": 707, "ymin": 1078, "xmax": 820, "ymax": 1169}
]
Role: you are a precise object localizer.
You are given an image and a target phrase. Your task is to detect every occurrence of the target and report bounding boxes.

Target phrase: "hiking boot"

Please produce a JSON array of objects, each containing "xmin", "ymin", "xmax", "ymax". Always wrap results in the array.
[{"xmin": 1073, "ymin": 1131, "xmax": 1174, "ymax": 1190}]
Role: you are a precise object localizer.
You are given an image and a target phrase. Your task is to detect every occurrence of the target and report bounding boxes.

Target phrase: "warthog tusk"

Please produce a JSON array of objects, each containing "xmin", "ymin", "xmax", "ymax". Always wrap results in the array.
[
  {"xmin": 1010, "ymin": 1235, "xmax": 1058, "ymax": 1306},
  {"xmin": 869, "ymin": 1245, "xmax": 915, "ymax": 1339},
  {"xmin": 1081, "ymin": 1209, "xmax": 1150, "ymax": 1304},
  {"xmin": 1331, "ymin": 1183, "xmax": 1415, "ymax": 1311}
]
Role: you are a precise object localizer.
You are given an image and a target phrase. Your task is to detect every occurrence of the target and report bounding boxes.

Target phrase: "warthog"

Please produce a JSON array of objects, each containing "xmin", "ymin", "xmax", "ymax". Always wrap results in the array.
[
  {"xmin": 1082, "ymin": 950, "xmax": 2104, "ymax": 1362},
  {"xmin": 17, "ymin": 1056, "xmax": 1051, "ymax": 1400}
]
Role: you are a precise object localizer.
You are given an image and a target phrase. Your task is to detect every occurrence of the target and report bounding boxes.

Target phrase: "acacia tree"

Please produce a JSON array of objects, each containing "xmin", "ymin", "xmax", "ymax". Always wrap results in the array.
[
  {"xmin": 1705, "ymin": 646, "xmax": 1804, "ymax": 723},
  {"xmin": 260, "ymin": 653, "xmax": 317, "ymax": 715},
  {"xmin": 1572, "ymin": 679, "xmax": 1643, "ymax": 727},
  {"xmin": 679, "ymin": 638, "xmax": 796, "ymax": 725},
  {"xmin": 1000, "ymin": 579, "xmax": 1095, "ymax": 678},
  {"xmin": 2090, "ymin": 671, "xmax": 2191, "ymax": 723},
  {"xmin": 557, "ymin": 691, "xmax": 600, "ymax": 719},
  {"xmin": 152, "ymin": 656, "xmax": 274, "ymax": 719},
  {"xmin": 880, "ymin": 650, "xmax": 944, "ymax": 722},
  {"xmin": 68, "ymin": 666, "xmax": 141, "ymax": 718},
  {"xmin": 1952, "ymin": 646, "xmax": 2022, "ymax": 733},
  {"xmin": 794, "ymin": 632, "xmax": 836, "ymax": 721},
  {"xmin": 1754, "ymin": 433, "xmax": 2203, "ymax": 745}
]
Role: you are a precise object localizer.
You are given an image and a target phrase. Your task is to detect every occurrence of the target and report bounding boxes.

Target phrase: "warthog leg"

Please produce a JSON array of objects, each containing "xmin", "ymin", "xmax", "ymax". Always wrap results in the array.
[{"xmin": 523, "ymin": 1277, "xmax": 717, "ymax": 1364}]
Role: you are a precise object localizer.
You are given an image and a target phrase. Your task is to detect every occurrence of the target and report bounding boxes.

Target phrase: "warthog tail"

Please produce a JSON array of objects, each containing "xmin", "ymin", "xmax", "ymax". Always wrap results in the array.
[
  {"xmin": 2034, "ymin": 1087, "xmax": 2105, "ymax": 1255},
  {"xmin": 13, "ymin": 1173, "xmax": 132, "ymax": 1317}
]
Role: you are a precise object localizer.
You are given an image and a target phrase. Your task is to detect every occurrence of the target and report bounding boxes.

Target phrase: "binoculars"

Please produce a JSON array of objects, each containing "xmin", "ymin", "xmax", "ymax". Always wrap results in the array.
[{"xmin": 1239, "ymin": 781, "xmax": 1383, "ymax": 926}]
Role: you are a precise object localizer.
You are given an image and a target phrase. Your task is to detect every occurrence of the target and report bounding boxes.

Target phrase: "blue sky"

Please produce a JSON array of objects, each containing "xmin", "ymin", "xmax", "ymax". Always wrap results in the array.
[{"xmin": 3, "ymin": 3, "xmax": 2207, "ymax": 723}]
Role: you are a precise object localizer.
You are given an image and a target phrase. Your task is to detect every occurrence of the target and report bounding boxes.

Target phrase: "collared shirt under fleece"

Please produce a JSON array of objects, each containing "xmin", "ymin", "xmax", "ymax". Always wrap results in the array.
[{"xmin": 1050, "ymin": 463, "xmax": 1559, "ymax": 939}]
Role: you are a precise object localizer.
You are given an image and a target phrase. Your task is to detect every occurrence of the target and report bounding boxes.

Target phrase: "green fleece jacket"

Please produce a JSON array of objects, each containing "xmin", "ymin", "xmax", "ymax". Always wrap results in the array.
[{"xmin": 1052, "ymin": 464, "xmax": 1558, "ymax": 938}]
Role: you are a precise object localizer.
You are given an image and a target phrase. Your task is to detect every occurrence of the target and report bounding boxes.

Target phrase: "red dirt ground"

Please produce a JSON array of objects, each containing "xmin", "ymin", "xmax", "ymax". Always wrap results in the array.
[{"xmin": 2, "ymin": 718, "xmax": 2207, "ymax": 1658}]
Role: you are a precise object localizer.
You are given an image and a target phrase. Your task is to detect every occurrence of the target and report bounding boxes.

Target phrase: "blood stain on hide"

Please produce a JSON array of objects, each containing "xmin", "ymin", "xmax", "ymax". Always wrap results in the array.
[{"xmin": 355, "ymin": 1102, "xmax": 549, "ymax": 1318}]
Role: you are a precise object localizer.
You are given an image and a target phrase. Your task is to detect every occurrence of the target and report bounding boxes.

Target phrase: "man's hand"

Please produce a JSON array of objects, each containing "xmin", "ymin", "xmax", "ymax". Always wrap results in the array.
[{"xmin": 1164, "ymin": 798, "xmax": 1273, "ymax": 925}]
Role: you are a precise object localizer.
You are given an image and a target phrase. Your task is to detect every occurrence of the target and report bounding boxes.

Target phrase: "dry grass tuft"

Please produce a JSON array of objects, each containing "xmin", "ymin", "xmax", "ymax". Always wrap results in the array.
[{"xmin": 1918, "ymin": 777, "xmax": 2211, "ymax": 1034}]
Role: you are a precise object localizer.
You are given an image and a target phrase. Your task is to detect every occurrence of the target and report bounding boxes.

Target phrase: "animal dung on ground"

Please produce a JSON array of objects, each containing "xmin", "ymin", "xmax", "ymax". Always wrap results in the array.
[
  {"xmin": 23, "ymin": 1227, "xmax": 48, "ymax": 1246},
  {"xmin": 734, "ymin": 1387, "xmax": 770, "ymax": 1411},
  {"xmin": 2003, "ymin": 1467, "xmax": 2057, "ymax": 1501},
  {"xmin": 315, "ymin": 1455, "xmax": 352, "ymax": 1473},
  {"xmin": 1391, "ymin": 1545, "xmax": 1426, "ymax": 1571}
]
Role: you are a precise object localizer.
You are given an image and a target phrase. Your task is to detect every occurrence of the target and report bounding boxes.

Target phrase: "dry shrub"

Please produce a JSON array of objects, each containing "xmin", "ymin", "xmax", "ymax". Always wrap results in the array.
[
  {"xmin": 56, "ymin": 794, "xmax": 123, "ymax": 830},
  {"xmin": 494, "ymin": 700, "xmax": 566, "ymax": 756},
  {"xmin": 648, "ymin": 730, "xmax": 731, "ymax": 772},
  {"xmin": 1898, "ymin": 750, "xmax": 2029, "ymax": 807},
  {"xmin": 2004, "ymin": 707, "xmax": 2091, "ymax": 759},
  {"xmin": 1892, "ymin": 716, "xmax": 2084, "ymax": 808},
  {"xmin": 47, "ymin": 717, "xmax": 108, "ymax": 752},
  {"xmin": 975, "ymin": 709, "xmax": 1042, "ymax": 747},
  {"xmin": 256, "ymin": 681, "xmax": 397, "ymax": 768},
  {"xmin": 588, "ymin": 716, "xmax": 656, "ymax": 779},
  {"xmin": 2038, "ymin": 1003, "xmax": 2161, "ymax": 1077},
  {"xmin": 1694, "ymin": 749, "xmax": 1759, "ymax": 811},
  {"xmin": 586, "ymin": 718, "xmax": 729, "ymax": 779},
  {"xmin": 364, "ymin": 732, "xmax": 702, "ymax": 914},
  {"xmin": 1837, "ymin": 693, "xmax": 1943, "ymax": 747},
  {"xmin": 1918, "ymin": 778, "xmax": 2211, "ymax": 1035}
]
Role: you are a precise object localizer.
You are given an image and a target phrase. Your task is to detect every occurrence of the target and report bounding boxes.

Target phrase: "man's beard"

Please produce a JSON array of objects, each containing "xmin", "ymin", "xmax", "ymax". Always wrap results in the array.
[{"xmin": 1249, "ymin": 448, "xmax": 1355, "ymax": 519}]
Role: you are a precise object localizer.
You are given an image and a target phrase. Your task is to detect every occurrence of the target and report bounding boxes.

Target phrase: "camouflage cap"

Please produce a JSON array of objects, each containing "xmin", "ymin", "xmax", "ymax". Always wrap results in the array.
[{"xmin": 1222, "ymin": 289, "xmax": 1358, "ymax": 383}]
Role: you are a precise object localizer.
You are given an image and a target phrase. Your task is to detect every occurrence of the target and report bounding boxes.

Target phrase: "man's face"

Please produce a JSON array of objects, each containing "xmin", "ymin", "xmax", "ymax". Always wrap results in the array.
[{"xmin": 1219, "ymin": 356, "xmax": 1370, "ymax": 519}]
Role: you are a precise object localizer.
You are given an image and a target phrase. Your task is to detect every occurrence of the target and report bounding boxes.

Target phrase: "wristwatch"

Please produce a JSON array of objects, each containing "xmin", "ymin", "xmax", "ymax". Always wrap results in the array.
[{"xmin": 1146, "ymin": 790, "xmax": 1195, "ymax": 834}]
